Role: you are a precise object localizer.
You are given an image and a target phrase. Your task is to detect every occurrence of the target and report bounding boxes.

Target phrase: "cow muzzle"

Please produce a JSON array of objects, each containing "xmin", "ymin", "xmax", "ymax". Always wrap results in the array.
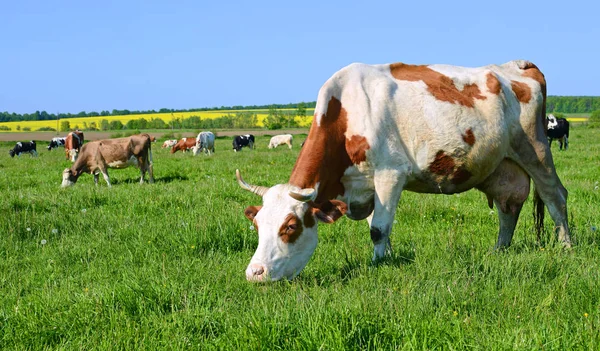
[{"xmin": 245, "ymin": 263, "xmax": 267, "ymax": 281}]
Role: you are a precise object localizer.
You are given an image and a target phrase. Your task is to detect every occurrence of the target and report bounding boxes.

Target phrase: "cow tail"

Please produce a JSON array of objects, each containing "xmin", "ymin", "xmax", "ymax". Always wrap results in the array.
[{"xmin": 533, "ymin": 185, "xmax": 545, "ymax": 244}]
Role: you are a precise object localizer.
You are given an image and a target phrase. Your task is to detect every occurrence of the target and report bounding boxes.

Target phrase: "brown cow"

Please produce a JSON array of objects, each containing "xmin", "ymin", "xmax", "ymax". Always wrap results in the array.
[
  {"xmin": 61, "ymin": 134, "xmax": 154, "ymax": 187},
  {"xmin": 170, "ymin": 137, "xmax": 196, "ymax": 154},
  {"xmin": 64, "ymin": 130, "xmax": 85, "ymax": 162}
]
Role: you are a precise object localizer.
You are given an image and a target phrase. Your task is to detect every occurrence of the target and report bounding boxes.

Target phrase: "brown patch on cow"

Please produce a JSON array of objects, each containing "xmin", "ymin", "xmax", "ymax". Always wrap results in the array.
[
  {"xmin": 520, "ymin": 62, "xmax": 547, "ymax": 135},
  {"xmin": 279, "ymin": 214, "xmax": 303, "ymax": 244},
  {"xmin": 389, "ymin": 63, "xmax": 486, "ymax": 108},
  {"xmin": 346, "ymin": 135, "xmax": 370, "ymax": 164},
  {"xmin": 451, "ymin": 166, "xmax": 472, "ymax": 185},
  {"xmin": 486, "ymin": 72, "xmax": 501, "ymax": 95},
  {"xmin": 429, "ymin": 150, "xmax": 455, "ymax": 176},
  {"xmin": 511, "ymin": 80, "xmax": 531, "ymax": 103},
  {"xmin": 462, "ymin": 128, "xmax": 475, "ymax": 146},
  {"xmin": 289, "ymin": 97, "xmax": 353, "ymax": 202}
]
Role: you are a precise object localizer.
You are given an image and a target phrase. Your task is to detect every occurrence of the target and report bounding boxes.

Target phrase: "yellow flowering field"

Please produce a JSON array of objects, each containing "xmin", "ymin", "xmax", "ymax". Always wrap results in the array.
[{"xmin": 0, "ymin": 109, "xmax": 314, "ymax": 132}]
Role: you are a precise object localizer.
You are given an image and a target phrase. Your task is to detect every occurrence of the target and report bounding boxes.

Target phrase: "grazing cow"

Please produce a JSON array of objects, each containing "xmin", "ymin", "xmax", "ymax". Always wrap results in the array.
[
  {"xmin": 170, "ymin": 137, "xmax": 196, "ymax": 154},
  {"xmin": 268, "ymin": 134, "xmax": 293, "ymax": 149},
  {"xmin": 47, "ymin": 137, "xmax": 66, "ymax": 150},
  {"xmin": 9, "ymin": 141, "xmax": 37, "ymax": 157},
  {"xmin": 237, "ymin": 60, "xmax": 571, "ymax": 282},
  {"xmin": 64, "ymin": 130, "xmax": 85, "ymax": 162},
  {"xmin": 162, "ymin": 139, "xmax": 178, "ymax": 148},
  {"xmin": 546, "ymin": 114, "xmax": 569, "ymax": 150},
  {"xmin": 61, "ymin": 134, "xmax": 154, "ymax": 187},
  {"xmin": 193, "ymin": 131, "xmax": 216, "ymax": 155},
  {"xmin": 232, "ymin": 134, "xmax": 255, "ymax": 152}
]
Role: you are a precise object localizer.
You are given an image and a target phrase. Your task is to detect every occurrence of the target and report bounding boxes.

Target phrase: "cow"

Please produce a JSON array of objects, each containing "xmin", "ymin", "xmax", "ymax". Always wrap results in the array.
[
  {"xmin": 170, "ymin": 137, "xmax": 196, "ymax": 154},
  {"xmin": 47, "ymin": 137, "xmax": 66, "ymax": 150},
  {"xmin": 162, "ymin": 139, "xmax": 178, "ymax": 148},
  {"xmin": 546, "ymin": 114, "xmax": 569, "ymax": 150},
  {"xmin": 61, "ymin": 134, "xmax": 154, "ymax": 187},
  {"xmin": 193, "ymin": 131, "xmax": 215, "ymax": 156},
  {"xmin": 232, "ymin": 134, "xmax": 255, "ymax": 152},
  {"xmin": 64, "ymin": 130, "xmax": 85, "ymax": 162},
  {"xmin": 268, "ymin": 134, "xmax": 293, "ymax": 149},
  {"xmin": 9, "ymin": 141, "xmax": 37, "ymax": 157},
  {"xmin": 236, "ymin": 60, "xmax": 571, "ymax": 282}
]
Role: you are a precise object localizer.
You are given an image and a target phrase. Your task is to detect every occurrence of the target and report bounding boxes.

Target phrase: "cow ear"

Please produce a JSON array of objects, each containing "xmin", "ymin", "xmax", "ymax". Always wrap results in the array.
[
  {"xmin": 311, "ymin": 200, "xmax": 347, "ymax": 224},
  {"xmin": 244, "ymin": 206, "xmax": 262, "ymax": 221}
]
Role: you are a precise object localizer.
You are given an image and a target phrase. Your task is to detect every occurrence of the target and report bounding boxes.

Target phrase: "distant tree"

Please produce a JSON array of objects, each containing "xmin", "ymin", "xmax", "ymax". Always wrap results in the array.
[
  {"xmin": 590, "ymin": 110, "xmax": 600, "ymax": 127},
  {"xmin": 264, "ymin": 106, "xmax": 284, "ymax": 130},
  {"xmin": 109, "ymin": 120, "xmax": 124, "ymax": 130},
  {"xmin": 296, "ymin": 102, "xmax": 306, "ymax": 119},
  {"xmin": 23, "ymin": 127, "xmax": 31, "ymax": 131},
  {"xmin": 77, "ymin": 111, "xmax": 87, "ymax": 117},
  {"xmin": 16, "ymin": 125, "xmax": 21, "ymax": 131},
  {"xmin": 100, "ymin": 119, "xmax": 110, "ymax": 131},
  {"xmin": 60, "ymin": 120, "xmax": 71, "ymax": 132},
  {"xmin": 88, "ymin": 122, "xmax": 98, "ymax": 131}
]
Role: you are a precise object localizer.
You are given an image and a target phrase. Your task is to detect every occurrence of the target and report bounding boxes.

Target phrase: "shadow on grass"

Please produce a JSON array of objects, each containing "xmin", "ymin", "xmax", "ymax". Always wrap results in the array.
[
  {"xmin": 339, "ymin": 248, "xmax": 415, "ymax": 282},
  {"xmin": 109, "ymin": 174, "xmax": 189, "ymax": 185}
]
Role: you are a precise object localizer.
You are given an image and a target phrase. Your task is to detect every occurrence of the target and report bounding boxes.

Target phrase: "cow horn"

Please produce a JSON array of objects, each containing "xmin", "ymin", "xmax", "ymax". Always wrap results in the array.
[
  {"xmin": 236, "ymin": 169, "xmax": 269, "ymax": 196},
  {"xmin": 289, "ymin": 188, "xmax": 316, "ymax": 202}
]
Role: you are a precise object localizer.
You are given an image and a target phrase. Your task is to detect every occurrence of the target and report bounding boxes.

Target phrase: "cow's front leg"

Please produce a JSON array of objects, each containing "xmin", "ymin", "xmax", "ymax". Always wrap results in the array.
[
  {"xmin": 101, "ymin": 171, "xmax": 111, "ymax": 187},
  {"xmin": 368, "ymin": 169, "xmax": 406, "ymax": 261}
]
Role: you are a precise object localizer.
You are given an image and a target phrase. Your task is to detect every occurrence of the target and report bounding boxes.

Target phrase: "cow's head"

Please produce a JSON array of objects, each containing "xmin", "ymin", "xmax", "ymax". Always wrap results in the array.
[
  {"xmin": 8, "ymin": 149, "xmax": 15, "ymax": 157},
  {"xmin": 236, "ymin": 170, "xmax": 346, "ymax": 282},
  {"xmin": 61, "ymin": 168, "xmax": 80, "ymax": 187}
]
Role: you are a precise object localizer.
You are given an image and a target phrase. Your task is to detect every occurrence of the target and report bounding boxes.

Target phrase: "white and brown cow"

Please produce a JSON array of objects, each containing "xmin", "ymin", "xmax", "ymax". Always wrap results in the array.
[
  {"xmin": 64, "ymin": 130, "xmax": 85, "ymax": 162},
  {"xmin": 170, "ymin": 137, "xmax": 196, "ymax": 154},
  {"xmin": 268, "ymin": 134, "xmax": 293, "ymax": 149},
  {"xmin": 237, "ymin": 60, "xmax": 571, "ymax": 282},
  {"xmin": 162, "ymin": 139, "xmax": 178, "ymax": 149},
  {"xmin": 61, "ymin": 133, "xmax": 154, "ymax": 187}
]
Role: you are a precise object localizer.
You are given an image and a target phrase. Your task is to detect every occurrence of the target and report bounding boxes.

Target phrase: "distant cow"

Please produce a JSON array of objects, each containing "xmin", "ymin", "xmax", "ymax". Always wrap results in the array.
[
  {"xmin": 9, "ymin": 141, "xmax": 37, "ymax": 157},
  {"xmin": 170, "ymin": 137, "xmax": 196, "ymax": 154},
  {"xmin": 193, "ymin": 131, "xmax": 216, "ymax": 155},
  {"xmin": 47, "ymin": 137, "xmax": 66, "ymax": 150},
  {"xmin": 61, "ymin": 134, "xmax": 154, "ymax": 187},
  {"xmin": 65, "ymin": 130, "xmax": 85, "ymax": 161},
  {"xmin": 547, "ymin": 114, "xmax": 569, "ymax": 150},
  {"xmin": 162, "ymin": 139, "xmax": 178, "ymax": 148},
  {"xmin": 232, "ymin": 134, "xmax": 255, "ymax": 152},
  {"xmin": 268, "ymin": 134, "xmax": 293, "ymax": 149}
]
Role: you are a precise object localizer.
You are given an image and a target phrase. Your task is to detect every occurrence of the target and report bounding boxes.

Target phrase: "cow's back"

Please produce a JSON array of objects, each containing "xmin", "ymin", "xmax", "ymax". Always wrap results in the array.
[{"xmin": 297, "ymin": 60, "xmax": 546, "ymax": 196}]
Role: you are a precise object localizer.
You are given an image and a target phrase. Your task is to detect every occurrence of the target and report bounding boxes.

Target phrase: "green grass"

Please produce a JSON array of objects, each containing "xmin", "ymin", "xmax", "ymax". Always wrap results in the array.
[{"xmin": 1, "ymin": 128, "xmax": 599, "ymax": 350}]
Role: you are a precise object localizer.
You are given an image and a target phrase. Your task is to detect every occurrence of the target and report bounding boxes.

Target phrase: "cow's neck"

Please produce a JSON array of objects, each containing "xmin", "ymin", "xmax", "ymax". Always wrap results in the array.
[{"xmin": 289, "ymin": 97, "xmax": 353, "ymax": 204}]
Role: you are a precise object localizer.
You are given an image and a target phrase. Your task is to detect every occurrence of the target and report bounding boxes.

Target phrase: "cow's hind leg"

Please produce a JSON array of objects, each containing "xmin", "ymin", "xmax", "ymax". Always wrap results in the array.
[
  {"xmin": 515, "ymin": 138, "xmax": 571, "ymax": 246},
  {"xmin": 368, "ymin": 169, "xmax": 406, "ymax": 261},
  {"xmin": 476, "ymin": 159, "xmax": 530, "ymax": 248}
]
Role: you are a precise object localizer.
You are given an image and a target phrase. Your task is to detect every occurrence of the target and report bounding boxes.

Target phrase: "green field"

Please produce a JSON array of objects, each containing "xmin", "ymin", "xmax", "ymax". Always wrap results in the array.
[{"xmin": 1, "ymin": 128, "xmax": 599, "ymax": 350}]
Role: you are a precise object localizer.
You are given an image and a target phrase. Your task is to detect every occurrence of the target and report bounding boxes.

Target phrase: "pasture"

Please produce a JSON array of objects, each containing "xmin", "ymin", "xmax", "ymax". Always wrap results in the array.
[{"xmin": 1, "ymin": 129, "xmax": 599, "ymax": 350}]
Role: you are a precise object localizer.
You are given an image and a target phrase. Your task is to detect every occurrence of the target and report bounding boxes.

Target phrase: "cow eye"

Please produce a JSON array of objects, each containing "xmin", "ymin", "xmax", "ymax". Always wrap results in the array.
[{"xmin": 287, "ymin": 224, "xmax": 297, "ymax": 231}]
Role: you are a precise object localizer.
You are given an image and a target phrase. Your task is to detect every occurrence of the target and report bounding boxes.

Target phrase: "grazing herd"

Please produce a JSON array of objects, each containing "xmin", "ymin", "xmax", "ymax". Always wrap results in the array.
[
  {"xmin": 6, "ymin": 130, "xmax": 296, "ymax": 189},
  {"xmin": 3, "ymin": 60, "xmax": 579, "ymax": 282}
]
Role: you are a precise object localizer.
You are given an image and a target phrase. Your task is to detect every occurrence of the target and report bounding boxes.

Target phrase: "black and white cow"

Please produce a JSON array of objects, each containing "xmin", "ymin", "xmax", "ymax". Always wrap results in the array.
[
  {"xmin": 47, "ymin": 137, "xmax": 66, "ymax": 150},
  {"xmin": 547, "ymin": 114, "xmax": 569, "ymax": 150},
  {"xmin": 232, "ymin": 134, "xmax": 255, "ymax": 152},
  {"xmin": 9, "ymin": 141, "xmax": 37, "ymax": 157}
]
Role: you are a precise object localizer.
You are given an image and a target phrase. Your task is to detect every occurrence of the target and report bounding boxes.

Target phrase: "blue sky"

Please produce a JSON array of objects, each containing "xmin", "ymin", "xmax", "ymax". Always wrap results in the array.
[{"xmin": 1, "ymin": 0, "xmax": 598, "ymax": 114}]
